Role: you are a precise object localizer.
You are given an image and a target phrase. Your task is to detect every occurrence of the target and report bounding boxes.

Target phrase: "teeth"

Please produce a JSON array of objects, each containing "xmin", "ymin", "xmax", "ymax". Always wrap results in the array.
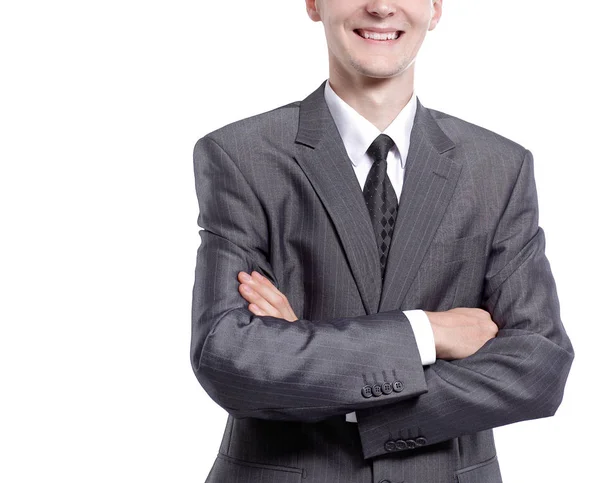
[{"xmin": 357, "ymin": 30, "xmax": 400, "ymax": 41}]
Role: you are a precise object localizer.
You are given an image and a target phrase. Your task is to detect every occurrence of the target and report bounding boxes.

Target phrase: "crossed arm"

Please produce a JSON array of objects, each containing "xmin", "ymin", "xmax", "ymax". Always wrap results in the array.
[
  {"xmin": 191, "ymin": 135, "xmax": 574, "ymax": 459},
  {"xmin": 236, "ymin": 269, "xmax": 499, "ymax": 361}
]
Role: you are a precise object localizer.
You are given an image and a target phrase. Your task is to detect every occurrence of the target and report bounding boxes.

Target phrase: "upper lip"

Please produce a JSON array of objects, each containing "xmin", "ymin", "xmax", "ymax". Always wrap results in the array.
[{"xmin": 355, "ymin": 27, "xmax": 402, "ymax": 33}]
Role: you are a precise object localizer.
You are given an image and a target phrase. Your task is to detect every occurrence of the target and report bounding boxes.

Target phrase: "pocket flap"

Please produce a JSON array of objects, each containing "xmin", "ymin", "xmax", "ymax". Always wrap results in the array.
[
  {"xmin": 455, "ymin": 454, "xmax": 502, "ymax": 483},
  {"xmin": 206, "ymin": 454, "xmax": 304, "ymax": 483},
  {"xmin": 428, "ymin": 232, "xmax": 489, "ymax": 264}
]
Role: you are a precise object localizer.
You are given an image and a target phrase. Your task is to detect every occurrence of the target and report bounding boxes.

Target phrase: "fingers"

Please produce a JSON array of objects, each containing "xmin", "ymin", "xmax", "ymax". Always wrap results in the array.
[
  {"xmin": 237, "ymin": 271, "xmax": 299, "ymax": 322},
  {"xmin": 249, "ymin": 271, "xmax": 283, "ymax": 295},
  {"xmin": 238, "ymin": 271, "xmax": 280, "ymax": 317},
  {"xmin": 248, "ymin": 303, "xmax": 270, "ymax": 317},
  {"xmin": 237, "ymin": 271, "xmax": 290, "ymax": 315}
]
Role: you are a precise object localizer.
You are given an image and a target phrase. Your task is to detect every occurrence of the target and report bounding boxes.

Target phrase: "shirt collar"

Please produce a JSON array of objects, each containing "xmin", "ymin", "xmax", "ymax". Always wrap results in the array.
[{"xmin": 323, "ymin": 78, "xmax": 417, "ymax": 168}]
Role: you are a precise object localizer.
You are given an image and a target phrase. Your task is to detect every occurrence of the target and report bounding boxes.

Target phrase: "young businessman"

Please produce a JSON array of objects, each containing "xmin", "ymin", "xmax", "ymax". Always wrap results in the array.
[{"xmin": 191, "ymin": 1, "xmax": 575, "ymax": 482}]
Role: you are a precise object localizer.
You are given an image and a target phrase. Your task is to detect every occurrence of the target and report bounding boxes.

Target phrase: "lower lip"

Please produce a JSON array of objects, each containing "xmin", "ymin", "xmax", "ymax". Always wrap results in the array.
[{"xmin": 354, "ymin": 30, "xmax": 403, "ymax": 45}]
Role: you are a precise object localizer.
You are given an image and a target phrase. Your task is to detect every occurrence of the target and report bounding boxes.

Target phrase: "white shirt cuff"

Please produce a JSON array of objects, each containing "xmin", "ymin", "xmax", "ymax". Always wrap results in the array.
[
  {"xmin": 345, "ymin": 411, "xmax": 357, "ymax": 423},
  {"xmin": 404, "ymin": 309, "xmax": 436, "ymax": 365}
]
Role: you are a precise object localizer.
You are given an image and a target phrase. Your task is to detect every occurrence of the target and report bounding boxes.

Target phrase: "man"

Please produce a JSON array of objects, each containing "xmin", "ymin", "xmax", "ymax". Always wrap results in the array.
[{"xmin": 190, "ymin": 0, "xmax": 574, "ymax": 482}]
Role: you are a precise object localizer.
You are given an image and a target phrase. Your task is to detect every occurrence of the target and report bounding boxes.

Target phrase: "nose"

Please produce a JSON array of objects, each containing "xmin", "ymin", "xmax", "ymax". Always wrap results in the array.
[{"xmin": 366, "ymin": 0, "xmax": 396, "ymax": 18}]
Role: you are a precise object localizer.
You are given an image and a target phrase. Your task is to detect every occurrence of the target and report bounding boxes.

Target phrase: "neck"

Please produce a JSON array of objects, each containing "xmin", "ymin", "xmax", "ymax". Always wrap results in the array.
[{"xmin": 328, "ymin": 63, "xmax": 415, "ymax": 132}]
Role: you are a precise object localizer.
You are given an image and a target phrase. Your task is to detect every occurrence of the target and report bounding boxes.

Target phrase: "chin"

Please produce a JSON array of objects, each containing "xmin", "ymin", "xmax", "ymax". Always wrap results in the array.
[{"xmin": 351, "ymin": 61, "xmax": 404, "ymax": 79}]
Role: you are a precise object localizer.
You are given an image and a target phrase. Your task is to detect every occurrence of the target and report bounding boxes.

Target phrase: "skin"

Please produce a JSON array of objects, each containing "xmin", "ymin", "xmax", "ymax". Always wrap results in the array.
[
  {"xmin": 237, "ymin": 0, "xmax": 499, "ymax": 361},
  {"xmin": 306, "ymin": 0, "xmax": 443, "ymax": 131}
]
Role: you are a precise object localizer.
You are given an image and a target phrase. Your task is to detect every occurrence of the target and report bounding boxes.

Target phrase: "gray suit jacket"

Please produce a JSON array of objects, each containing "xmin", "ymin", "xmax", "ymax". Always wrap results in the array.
[{"xmin": 191, "ymin": 80, "xmax": 574, "ymax": 483}]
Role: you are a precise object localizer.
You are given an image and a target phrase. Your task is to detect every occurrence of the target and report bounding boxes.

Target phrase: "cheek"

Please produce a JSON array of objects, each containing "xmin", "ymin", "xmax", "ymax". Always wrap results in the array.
[
  {"xmin": 324, "ymin": 20, "xmax": 350, "ymax": 51},
  {"xmin": 401, "ymin": 2, "xmax": 434, "ymax": 27},
  {"xmin": 413, "ymin": 7, "xmax": 435, "ymax": 29}
]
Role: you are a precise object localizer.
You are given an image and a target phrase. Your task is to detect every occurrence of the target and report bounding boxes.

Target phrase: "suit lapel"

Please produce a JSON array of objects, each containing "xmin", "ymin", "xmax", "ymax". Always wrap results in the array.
[
  {"xmin": 293, "ymin": 80, "xmax": 463, "ymax": 316},
  {"xmin": 379, "ymin": 99, "xmax": 462, "ymax": 312},
  {"xmin": 293, "ymin": 81, "xmax": 382, "ymax": 315}
]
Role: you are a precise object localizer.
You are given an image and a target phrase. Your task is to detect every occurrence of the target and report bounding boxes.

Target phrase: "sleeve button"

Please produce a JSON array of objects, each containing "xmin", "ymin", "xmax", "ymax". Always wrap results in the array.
[
  {"xmin": 406, "ymin": 439, "xmax": 417, "ymax": 449},
  {"xmin": 382, "ymin": 382, "xmax": 393, "ymax": 395},
  {"xmin": 361, "ymin": 385, "xmax": 373, "ymax": 398},
  {"xmin": 372, "ymin": 384, "xmax": 382, "ymax": 397},
  {"xmin": 393, "ymin": 381, "xmax": 404, "ymax": 392},
  {"xmin": 384, "ymin": 441, "xmax": 397, "ymax": 452},
  {"xmin": 395, "ymin": 439, "xmax": 407, "ymax": 450},
  {"xmin": 416, "ymin": 437, "xmax": 427, "ymax": 446}
]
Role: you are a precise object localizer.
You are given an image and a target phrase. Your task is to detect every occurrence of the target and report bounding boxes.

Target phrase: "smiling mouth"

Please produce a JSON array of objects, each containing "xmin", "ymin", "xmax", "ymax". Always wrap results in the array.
[{"xmin": 354, "ymin": 29, "xmax": 403, "ymax": 41}]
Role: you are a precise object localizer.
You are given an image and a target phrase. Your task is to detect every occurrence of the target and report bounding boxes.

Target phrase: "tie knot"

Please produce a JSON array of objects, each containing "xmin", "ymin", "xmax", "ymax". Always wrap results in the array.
[{"xmin": 366, "ymin": 134, "xmax": 395, "ymax": 164}]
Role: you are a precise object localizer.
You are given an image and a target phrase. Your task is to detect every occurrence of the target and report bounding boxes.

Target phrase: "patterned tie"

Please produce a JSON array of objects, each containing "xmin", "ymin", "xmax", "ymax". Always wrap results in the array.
[{"xmin": 363, "ymin": 134, "xmax": 399, "ymax": 281}]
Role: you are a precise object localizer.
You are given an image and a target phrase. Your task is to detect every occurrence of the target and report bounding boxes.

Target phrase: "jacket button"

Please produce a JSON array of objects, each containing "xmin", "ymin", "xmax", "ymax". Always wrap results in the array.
[
  {"xmin": 382, "ymin": 382, "xmax": 393, "ymax": 395},
  {"xmin": 384, "ymin": 441, "xmax": 396, "ymax": 452},
  {"xmin": 361, "ymin": 385, "xmax": 373, "ymax": 398},
  {"xmin": 416, "ymin": 436, "xmax": 427, "ymax": 446},
  {"xmin": 395, "ymin": 439, "xmax": 407, "ymax": 450},
  {"xmin": 406, "ymin": 439, "xmax": 416, "ymax": 449},
  {"xmin": 393, "ymin": 381, "xmax": 404, "ymax": 392},
  {"xmin": 372, "ymin": 384, "xmax": 382, "ymax": 397}
]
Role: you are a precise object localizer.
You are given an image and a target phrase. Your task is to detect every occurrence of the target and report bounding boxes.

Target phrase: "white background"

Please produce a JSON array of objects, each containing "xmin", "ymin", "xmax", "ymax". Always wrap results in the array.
[{"xmin": 1, "ymin": 1, "xmax": 597, "ymax": 482}]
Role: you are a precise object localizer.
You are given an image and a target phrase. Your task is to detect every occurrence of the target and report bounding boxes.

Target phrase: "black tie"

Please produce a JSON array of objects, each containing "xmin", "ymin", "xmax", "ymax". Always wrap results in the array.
[{"xmin": 363, "ymin": 134, "xmax": 399, "ymax": 281}]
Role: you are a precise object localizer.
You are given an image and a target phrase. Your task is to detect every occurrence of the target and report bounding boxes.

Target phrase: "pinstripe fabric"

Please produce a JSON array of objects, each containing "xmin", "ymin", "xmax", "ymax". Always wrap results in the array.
[{"xmin": 192, "ymin": 80, "xmax": 574, "ymax": 483}]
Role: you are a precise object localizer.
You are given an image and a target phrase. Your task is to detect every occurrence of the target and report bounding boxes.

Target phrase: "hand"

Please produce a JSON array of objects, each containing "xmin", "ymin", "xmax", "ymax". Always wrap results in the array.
[
  {"xmin": 424, "ymin": 307, "xmax": 498, "ymax": 360},
  {"xmin": 237, "ymin": 271, "xmax": 298, "ymax": 322}
]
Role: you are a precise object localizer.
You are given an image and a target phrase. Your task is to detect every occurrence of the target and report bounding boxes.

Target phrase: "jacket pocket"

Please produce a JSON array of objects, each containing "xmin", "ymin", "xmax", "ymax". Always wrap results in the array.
[
  {"xmin": 428, "ymin": 232, "xmax": 489, "ymax": 265},
  {"xmin": 206, "ymin": 453, "xmax": 304, "ymax": 483},
  {"xmin": 454, "ymin": 454, "xmax": 502, "ymax": 483}
]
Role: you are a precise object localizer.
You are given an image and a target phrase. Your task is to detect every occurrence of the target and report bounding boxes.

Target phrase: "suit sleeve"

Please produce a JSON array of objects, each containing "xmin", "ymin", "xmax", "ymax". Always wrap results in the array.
[
  {"xmin": 190, "ymin": 135, "xmax": 428, "ymax": 422},
  {"xmin": 354, "ymin": 149, "xmax": 575, "ymax": 459}
]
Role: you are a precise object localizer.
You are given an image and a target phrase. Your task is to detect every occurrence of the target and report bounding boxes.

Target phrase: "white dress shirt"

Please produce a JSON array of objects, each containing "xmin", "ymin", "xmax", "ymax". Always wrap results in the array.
[{"xmin": 323, "ymin": 79, "xmax": 436, "ymax": 423}]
